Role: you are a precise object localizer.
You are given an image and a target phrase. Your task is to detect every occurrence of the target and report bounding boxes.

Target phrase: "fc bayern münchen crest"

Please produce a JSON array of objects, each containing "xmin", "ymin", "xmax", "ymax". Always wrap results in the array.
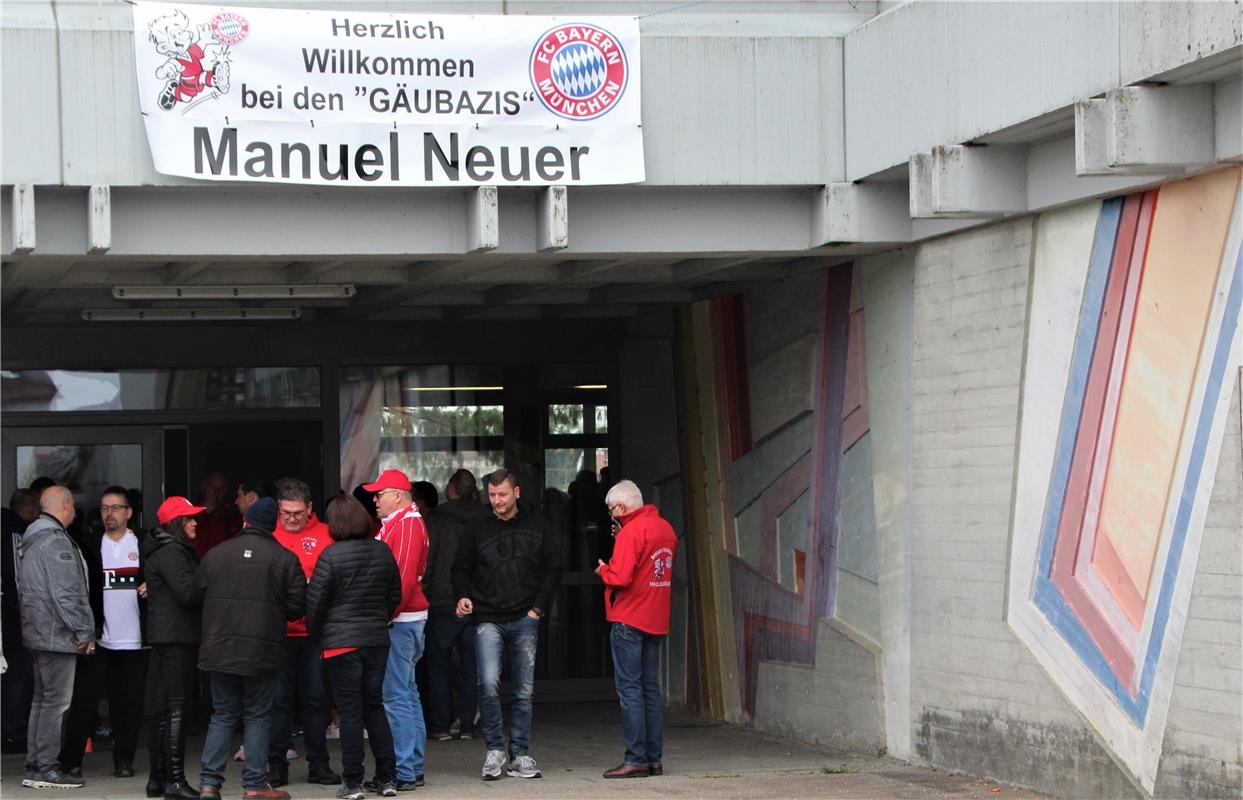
[
  {"xmin": 211, "ymin": 11, "xmax": 250, "ymax": 45},
  {"xmin": 529, "ymin": 23, "xmax": 629, "ymax": 121}
]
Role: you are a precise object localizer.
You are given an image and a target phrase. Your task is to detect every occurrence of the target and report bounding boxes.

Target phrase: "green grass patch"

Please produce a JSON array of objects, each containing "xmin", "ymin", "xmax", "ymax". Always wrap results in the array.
[{"xmin": 820, "ymin": 765, "xmax": 857, "ymax": 775}]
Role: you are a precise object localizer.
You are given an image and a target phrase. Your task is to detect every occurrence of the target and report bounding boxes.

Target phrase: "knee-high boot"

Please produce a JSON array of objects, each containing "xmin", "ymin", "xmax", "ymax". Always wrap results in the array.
[
  {"xmin": 162, "ymin": 708, "xmax": 198, "ymax": 800},
  {"xmin": 146, "ymin": 717, "xmax": 166, "ymax": 798}
]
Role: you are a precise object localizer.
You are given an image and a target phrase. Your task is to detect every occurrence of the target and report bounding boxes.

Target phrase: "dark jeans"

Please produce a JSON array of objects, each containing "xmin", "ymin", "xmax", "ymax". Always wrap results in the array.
[
  {"xmin": 610, "ymin": 623, "xmax": 664, "ymax": 766},
  {"xmin": 325, "ymin": 646, "xmax": 395, "ymax": 788},
  {"xmin": 425, "ymin": 607, "xmax": 477, "ymax": 736},
  {"xmin": 476, "ymin": 615, "xmax": 539, "ymax": 758},
  {"xmin": 102, "ymin": 649, "xmax": 149, "ymax": 766},
  {"xmin": 200, "ymin": 672, "xmax": 276, "ymax": 791},
  {"xmin": 62, "ymin": 648, "xmax": 150, "ymax": 769},
  {"xmin": 27, "ymin": 650, "xmax": 76, "ymax": 772},
  {"xmin": 268, "ymin": 636, "xmax": 330, "ymax": 772}
]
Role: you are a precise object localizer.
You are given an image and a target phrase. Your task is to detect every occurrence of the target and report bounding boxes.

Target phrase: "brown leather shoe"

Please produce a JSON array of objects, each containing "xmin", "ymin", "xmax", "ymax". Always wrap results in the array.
[
  {"xmin": 242, "ymin": 786, "xmax": 290, "ymax": 800},
  {"xmin": 603, "ymin": 763, "xmax": 650, "ymax": 779},
  {"xmin": 648, "ymin": 763, "xmax": 664, "ymax": 776}
]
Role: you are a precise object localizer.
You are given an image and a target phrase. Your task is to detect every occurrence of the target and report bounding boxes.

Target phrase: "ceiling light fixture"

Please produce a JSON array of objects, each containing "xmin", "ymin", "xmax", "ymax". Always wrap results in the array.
[
  {"xmin": 402, "ymin": 386, "xmax": 505, "ymax": 392},
  {"xmin": 573, "ymin": 384, "xmax": 608, "ymax": 390},
  {"xmin": 82, "ymin": 308, "xmax": 302, "ymax": 322},
  {"xmin": 111, "ymin": 285, "xmax": 355, "ymax": 300}
]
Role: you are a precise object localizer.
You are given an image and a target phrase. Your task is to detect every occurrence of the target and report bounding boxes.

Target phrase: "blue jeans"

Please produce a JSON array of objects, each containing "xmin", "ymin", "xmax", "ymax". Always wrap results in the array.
[
  {"xmin": 325, "ymin": 646, "xmax": 395, "ymax": 788},
  {"xmin": 425, "ymin": 607, "xmax": 477, "ymax": 736},
  {"xmin": 383, "ymin": 620, "xmax": 426, "ymax": 782},
  {"xmin": 476, "ymin": 615, "xmax": 539, "ymax": 757},
  {"xmin": 200, "ymin": 672, "xmax": 276, "ymax": 790},
  {"xmin": 610, "ymin": 623, "xmax": 664, "ymax": 766},
  {"xmin": 268, "ymin": 636, "xmax": 330, "ymax": 772}
]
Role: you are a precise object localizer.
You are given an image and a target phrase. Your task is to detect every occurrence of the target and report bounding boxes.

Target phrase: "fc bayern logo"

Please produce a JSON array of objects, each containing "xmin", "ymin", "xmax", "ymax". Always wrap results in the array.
[
  {"xmin": 211, "ymin": 12, "xmax": 249, "ymax": 45},
  {"xmin": 529, "ymin": 23, "xmax": 629, "ymax": 121}
]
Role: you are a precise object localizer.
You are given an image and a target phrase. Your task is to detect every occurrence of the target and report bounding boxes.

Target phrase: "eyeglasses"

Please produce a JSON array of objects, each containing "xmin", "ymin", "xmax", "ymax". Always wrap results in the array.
[
  {"xmin": 279, "ymin": 507, "xmax": 310, "ymax": 519},
  {"xmin": 608, "ymin": 504, "xmax": 624, "ymax": 514},
  {"xmin": 374, "ymin": 490, "xmax": 400, "ymax": 500},
  {"xmin": 100, "ymin": 504, "xmax": 130, "ymax": 513}
]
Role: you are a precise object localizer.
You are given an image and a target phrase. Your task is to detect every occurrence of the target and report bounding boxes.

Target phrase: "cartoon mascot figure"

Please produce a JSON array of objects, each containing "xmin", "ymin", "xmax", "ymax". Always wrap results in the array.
[{"xmin": 149, "ymin": 10, "xmax": 231, "ymax": 110}]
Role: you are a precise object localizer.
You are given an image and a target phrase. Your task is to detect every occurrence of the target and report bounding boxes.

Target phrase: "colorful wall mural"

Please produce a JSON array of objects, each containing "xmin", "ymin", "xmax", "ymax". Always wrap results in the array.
[{"xmin": 1007, "ymin": 167, "xmax": 1242, "ymax": 794}]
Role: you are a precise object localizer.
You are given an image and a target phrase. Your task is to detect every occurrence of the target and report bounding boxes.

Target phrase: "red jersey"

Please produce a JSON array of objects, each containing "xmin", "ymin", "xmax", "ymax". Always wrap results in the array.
[
  {"xmin": 376, "ymin": 503, "xmax": 430, "ymax": 622},
  {"xmin": 598, "ymin": 505, "xmax": 677, "ymax": 635},
  {"xmin": 273, "ymin": 512, "xmax": 331, "ymax": 637}
]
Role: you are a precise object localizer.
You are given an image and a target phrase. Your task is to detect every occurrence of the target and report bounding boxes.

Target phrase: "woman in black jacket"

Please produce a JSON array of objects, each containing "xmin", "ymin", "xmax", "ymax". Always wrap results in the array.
[
  {"xmin": 140, "ymin": 496, "xmax": 205, "ymax": 800},
  {"xmin": 306, "ymin": 496, "xmax": 402, "ymax": 800}
]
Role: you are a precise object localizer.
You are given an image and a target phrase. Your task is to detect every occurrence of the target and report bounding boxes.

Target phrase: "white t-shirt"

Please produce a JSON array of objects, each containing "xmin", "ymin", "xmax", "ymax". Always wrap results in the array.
[{"xmin": 100, "ymin": 530, "xmax": 142, "ymax": 650}]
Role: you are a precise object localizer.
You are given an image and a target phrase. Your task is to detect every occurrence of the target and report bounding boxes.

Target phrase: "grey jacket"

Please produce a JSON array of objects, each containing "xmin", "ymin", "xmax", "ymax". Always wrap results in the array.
[{"xmin": 16, "ymin": 513, "xmax": 95, "ymax": 653}]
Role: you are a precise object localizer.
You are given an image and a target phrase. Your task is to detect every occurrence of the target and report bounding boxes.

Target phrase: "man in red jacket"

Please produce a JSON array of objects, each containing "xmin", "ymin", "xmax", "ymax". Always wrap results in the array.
[
  {"xmin": 595, "ymin": 480, "xmax": 677, "ymax": 779},
  {"xmin": 364, "ymin": 469, "xmax": 431, "ymax": 791},
  {"xmin": 267, "ymin": 480, "xmax": 340, "ymax": 787}
]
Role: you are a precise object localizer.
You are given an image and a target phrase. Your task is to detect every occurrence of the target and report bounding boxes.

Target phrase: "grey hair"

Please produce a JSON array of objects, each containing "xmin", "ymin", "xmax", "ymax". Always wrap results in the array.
[
  {"xmin": 276, "ymin": 479, "xmax": 313, "ymax": 505},
  {"xmin": 604, "ymin": 480, "xmax": 643, "ymax": 511}
]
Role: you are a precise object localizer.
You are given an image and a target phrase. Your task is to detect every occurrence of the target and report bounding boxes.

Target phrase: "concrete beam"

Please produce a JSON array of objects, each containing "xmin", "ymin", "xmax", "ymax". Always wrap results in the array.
[
  {"xmin": 87, "ymin": 186, "xmax": 111, "ymax": 254},
  {"xmin": 1216, "ymin": 78, "xmax": 1242, "ymax": 163},
  {"xmin": 467, "ymin": 186, "xmax": 499, "ymax": 252},
  {"xmin": 11, "ymin": 184, "xmax": 35, "ymax": 255},
  {"xmin": 910, "ymin": 144, "xmax": 1027, "ymax": 218},
  {"xmin": 814, "ymin": 182, "xmax": 912, "ymax": 245},
  {"xmin": 536, "ymin": 185, "xmax": 568, "ymax": 252},
  {"xmin": 1076, "ymin": 85, "xmax": 1216, "ymax": 175}
]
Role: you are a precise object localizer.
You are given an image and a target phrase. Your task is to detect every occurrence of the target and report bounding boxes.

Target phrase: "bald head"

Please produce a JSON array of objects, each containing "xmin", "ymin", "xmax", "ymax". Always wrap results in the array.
[{"xmin": 39, "ymin": 486, "xmax": 76, "ymax": 528}]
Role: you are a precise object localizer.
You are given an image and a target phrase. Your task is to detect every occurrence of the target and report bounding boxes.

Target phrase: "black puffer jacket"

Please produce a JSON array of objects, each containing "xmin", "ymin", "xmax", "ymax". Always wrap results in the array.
[
  {"xmin": 141, "ymin": 528, "xmax": 200, "ymax": 645},
  {"xmin": 195, "ymin": 526, "xmax": 305, "ymax": 676},
  {"xmin": 306, "ymin": 538, "xmax": 401, "ymax": 650}
]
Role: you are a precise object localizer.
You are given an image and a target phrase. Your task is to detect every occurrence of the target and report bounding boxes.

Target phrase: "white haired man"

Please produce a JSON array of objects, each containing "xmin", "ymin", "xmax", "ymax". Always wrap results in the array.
[{"xmin": 594, "ymin": 480, "xmax": 677, "ymax": 779}]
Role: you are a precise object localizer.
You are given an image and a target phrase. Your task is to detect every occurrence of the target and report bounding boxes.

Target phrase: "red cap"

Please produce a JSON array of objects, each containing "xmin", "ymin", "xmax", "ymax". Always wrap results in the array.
[
  {"xmin": 156, "ymin": 496, "xmax": 206, "ymax": 526},
  {"xmin": 362, "ymin": 469, "xmax": 412, "ymax": 493}
]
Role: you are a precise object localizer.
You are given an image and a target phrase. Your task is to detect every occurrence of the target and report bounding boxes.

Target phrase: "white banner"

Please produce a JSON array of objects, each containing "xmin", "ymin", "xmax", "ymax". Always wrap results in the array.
[{"xmin": 132, "ymin": 2, "xmax": 644, "ymax": 186}]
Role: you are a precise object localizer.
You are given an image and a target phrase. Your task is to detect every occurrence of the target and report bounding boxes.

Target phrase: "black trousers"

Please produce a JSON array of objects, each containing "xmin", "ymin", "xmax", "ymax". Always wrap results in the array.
[
  {"xmin": 144, "ymin": 644, "xmax": 197, "ymax": 747},
  {"xmin": 324, "ymin": 646, "xmax": 395, "ymax": 788},
  {"xmin": 60, "ymin": 647, "xmax": 149, "ymax": 770}
]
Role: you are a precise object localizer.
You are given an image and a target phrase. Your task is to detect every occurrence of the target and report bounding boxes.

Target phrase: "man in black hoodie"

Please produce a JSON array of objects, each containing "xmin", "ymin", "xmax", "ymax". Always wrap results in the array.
[
  {"xmin": 451, "ymin": 470, "xmax": 561, "ymax": 782},
  {"xmin": 194, "ymin": 498, "xmax": 305, "ymax": 800}
]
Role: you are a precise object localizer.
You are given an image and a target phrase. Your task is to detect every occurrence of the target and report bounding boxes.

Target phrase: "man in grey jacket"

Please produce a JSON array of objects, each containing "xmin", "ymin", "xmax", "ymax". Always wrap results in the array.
[{"xmin": 16, "ymin": 485, "xmax": 95, "ymax": 790}]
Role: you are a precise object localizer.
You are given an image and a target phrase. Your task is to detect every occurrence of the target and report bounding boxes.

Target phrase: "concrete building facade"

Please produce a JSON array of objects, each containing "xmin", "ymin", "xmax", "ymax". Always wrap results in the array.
[{"xmin": 2, "ymin": 2, "xmax": 1240, "ymax": 797}]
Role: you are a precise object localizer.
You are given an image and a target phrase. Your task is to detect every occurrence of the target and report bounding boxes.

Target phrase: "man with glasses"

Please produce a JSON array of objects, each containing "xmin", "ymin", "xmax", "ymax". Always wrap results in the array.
[
  {"xmin": 364, "ymin": 469, "xmax": 431, "ymax": 793},
  {"xmin": 59, "ymin": 486, "xmax": 148, "ymax": 780},
  {"xmin": 267, "ymin": 479, "xmax": 340, "ymax": 787}
]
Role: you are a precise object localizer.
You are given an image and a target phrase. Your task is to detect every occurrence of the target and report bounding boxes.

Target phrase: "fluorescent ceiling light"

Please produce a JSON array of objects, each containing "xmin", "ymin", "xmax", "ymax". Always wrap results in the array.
[
  {"xmin": 574, "ymin": 384, "xmax": 608, "ymax": 390},
  {"xmin": 112, "ymin": 285, "xmax": 354, "ymax": 300},
  {"xmin": 403, "ymin": 386, "xmax": 505, "ymax": 392},
  {"xmin": 82, "ymin": 308, "xmax": 302, "ymax": 322}
]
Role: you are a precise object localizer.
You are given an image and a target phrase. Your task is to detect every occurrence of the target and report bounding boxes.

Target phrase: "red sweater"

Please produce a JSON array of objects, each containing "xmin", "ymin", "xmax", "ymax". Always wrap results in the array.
[
  {"xmin": 273, "ymin": 513, "xmax": 331, "ymax": 637},
  {"xmin": 377, "ymin": 503, "xmax": 430, "ymax": 621},
  {"xmin": 597, "ymin": 505, "xmax": 677, "ymax": 635}
]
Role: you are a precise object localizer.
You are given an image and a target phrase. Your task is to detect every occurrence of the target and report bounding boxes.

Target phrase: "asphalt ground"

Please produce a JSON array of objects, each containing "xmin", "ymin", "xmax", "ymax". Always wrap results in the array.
[{"xmin": 2, "ymin": 701, "xmax": 1049, "ymax": 799}]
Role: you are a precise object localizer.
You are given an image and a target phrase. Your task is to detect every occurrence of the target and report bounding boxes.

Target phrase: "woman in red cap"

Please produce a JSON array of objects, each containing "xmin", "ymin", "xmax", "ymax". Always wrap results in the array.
[{"xmin": 141, "ymin": 496, "xmax": 205, "ymax": 800}]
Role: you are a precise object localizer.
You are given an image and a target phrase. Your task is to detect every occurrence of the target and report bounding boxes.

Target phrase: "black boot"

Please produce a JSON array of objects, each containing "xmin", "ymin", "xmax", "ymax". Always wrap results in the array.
[
  {"xmin": 146, "ymin": 723, "xmax": 166, "ymax": 798},
  {"xmin": 268, "ymin": 760, "xmax": 289, "ymax": 788},
  {"xmin": 163, "ymin": 708, "xmax": 199, "ymax": 800}
]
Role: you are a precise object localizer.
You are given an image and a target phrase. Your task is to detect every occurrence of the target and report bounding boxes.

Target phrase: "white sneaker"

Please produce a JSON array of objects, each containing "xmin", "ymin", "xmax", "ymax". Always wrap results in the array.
[
  {"xmin": 507, "ymin": 754, "xmax": 542, "ymax": 779},
  {"xmin": 482, "ymin": 749, "xmax": 507, "ymax": 781},
  {"xmin": 233, "ymin": 745, "xmax": 245, "ymax": 761}
]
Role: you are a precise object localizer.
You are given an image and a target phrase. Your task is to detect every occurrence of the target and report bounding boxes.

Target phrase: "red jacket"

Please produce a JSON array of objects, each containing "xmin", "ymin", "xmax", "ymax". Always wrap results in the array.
[
  {"xmin": 376, "ymin": 503, "xmax": 430, "ymax": 621},
  {"xmin": 273, "ymin": 513, "xmax": 331, "ymax": 637},
  {"xmin": 598, "ymin": 505, "xmax": 677, "ymax": 635}
]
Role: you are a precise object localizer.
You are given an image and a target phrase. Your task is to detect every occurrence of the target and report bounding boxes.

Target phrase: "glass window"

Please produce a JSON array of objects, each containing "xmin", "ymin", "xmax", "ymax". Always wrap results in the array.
[
  {"xmin": 594, "ymin": 405, "xmax": 608, "ymax": 434},
  {"xmin": 17, "ymin": 444, "xmax": 142, "ymax": 509},
  {"xmin": 1, "ymin": 368, "xmax": 320, "ymax": 412},
  {"xmin": 544, "ymin": 447, "xmax": 609, "ymax": 494},
  {"xmin": 549, "ymin": 404, "xmax": 584, "ymax": 435},
  {"xmin": 340, "ymin": 365, "xmax": 505, "ymax": 493}
]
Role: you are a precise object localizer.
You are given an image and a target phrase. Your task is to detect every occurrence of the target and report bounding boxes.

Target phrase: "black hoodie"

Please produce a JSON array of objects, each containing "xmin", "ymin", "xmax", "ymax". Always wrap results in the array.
[{"xmin": 140, "ymin": 527, "xmax": 200, "ymax": 645}]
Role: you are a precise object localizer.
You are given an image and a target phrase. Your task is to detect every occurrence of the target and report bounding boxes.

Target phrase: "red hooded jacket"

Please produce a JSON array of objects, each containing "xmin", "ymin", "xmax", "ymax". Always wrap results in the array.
[{"xmin": 273, "ymin": 512, "xmax": 331, "ymax": 637}]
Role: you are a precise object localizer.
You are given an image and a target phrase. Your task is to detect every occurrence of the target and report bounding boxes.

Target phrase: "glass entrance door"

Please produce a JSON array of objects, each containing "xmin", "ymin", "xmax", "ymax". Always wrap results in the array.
[{"xmin": 2, "ymin": 426, "xmax": 163, "ymax": 530}]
